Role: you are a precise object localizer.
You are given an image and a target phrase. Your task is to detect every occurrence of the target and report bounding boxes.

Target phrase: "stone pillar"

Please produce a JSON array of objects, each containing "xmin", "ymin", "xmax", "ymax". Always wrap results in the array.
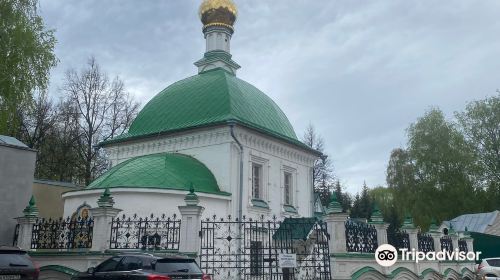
[
  {"xmin": 89, "ymin": 188, "xmax": 122, "ymax": 252},
  {"xmin": 429, "ymin": 219, "xmax": 442, "ymax": 252},
  {"xmin": 446, "ymin": 224, "xmax": 458, "ymax": 252},
  {"xmin": 402, "ymin": 214, "xmax": 418, "ymax": 250},
  {"xmin": 178, "ymin": 188, "xmax": 205, "ymax": 255},
  {"xmin": 322, "ymin": 193, "xmax": 349, "ymax": 253},
  {"xmin": 14, "ymin": 196, "xmax": 38, "ymax": 250},
  {"xmin": 369, "ymin": 203, "xmax": 389, "ymax": 246},
  {"xmin": 462, "ymin": 228, "xmax": 474, "ymax": 252}
]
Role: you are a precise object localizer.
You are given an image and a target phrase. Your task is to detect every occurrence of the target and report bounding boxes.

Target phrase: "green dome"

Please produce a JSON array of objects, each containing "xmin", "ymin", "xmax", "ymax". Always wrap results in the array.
[
  {"xmin": 87, "ymin": 153, "xmax": 228, "ymax": 195},
  {"xmin": 107, "ymin": 68, "xmax": 298, "ymax": 144}
]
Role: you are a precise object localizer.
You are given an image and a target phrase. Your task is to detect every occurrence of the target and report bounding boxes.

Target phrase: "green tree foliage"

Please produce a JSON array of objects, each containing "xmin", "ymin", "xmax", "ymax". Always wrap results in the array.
[
  {"xmin": 386, "ymin": 96, "xmax": 499, "ymax": 229},
  {"xmin": 407, "ymin": 108, "xmax": 479, "ymax": 224},
  {"xmin": 370, "ymin": 186, "xmax": 402, "ymax": 230},
  {"xmin": 0, "ymin": 0, "xmax": 57, "ymax": 135},
  {"xmin": 350, "ymin": 182, "xmax": 372, "ymax": 219},
  {"xmin": 333, "ymin": 180, "xmax": 352, "ymax": 212},
  {"xmin": 456, "ymin": 93, "xmax": 500, "ymax": 209}
]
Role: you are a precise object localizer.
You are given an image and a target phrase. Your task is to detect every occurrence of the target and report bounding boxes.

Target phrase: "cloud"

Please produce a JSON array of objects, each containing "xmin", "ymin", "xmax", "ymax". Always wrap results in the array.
[{"xmin": 39, "ymin": 0, "xmax": 500, "ymax": 193}]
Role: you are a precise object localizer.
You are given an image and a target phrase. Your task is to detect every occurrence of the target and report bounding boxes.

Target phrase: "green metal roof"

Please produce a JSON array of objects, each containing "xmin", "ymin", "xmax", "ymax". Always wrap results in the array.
[
  {"xmin": 86, "ymin": 153, "xmax": 228, "ymax": 195},
  {"xmin": 104, "ymin": 68, "xmax": 302, "ymax": 146},
  {"xmin": 273, "ymin": 217, "xmax": 319, "ymax": 241}
]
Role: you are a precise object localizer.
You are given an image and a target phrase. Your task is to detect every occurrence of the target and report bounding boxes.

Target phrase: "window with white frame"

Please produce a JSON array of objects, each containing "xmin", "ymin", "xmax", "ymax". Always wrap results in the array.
[
  {"xmin": 252, "ymin": 163, "xmax": 263, "ymax": 199},
  {"xmin": 284, "ymin": 172, "xmax": 293, "ymax": 205}
]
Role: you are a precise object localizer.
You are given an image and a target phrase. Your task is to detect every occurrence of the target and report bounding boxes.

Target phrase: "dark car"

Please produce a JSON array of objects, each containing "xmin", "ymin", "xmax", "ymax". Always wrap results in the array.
[
  {"xmin": 0, "ymin": 246, "xmax": 39, "ymax": 280},
  {"xmin": 72, "ymin": 253, "xmax": 210, "ymax": 280}
]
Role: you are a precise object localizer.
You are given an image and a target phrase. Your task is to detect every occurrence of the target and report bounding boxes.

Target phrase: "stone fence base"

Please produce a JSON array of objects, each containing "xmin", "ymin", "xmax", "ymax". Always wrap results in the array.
[{"xmin": 331, "ymin": 253, "xmax": 476, "ymax": 280}]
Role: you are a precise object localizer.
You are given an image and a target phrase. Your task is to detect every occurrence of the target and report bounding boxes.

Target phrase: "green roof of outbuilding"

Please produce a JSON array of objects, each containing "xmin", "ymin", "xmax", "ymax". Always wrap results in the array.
[
  {"xmin": 273, "ymin": 217, "xmax": 319, "ymax": 241},
  {"xmin": 103, "ymin": 68, "xmax": 306, "ymax": 148},
  {"xmin": 86, "ymin": 153, "xmax": 229, "ymax": 195}
]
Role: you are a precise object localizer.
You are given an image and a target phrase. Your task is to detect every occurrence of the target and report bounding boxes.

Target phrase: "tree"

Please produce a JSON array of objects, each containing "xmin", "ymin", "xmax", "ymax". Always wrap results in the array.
[
  {"xmin": 302, "ymin": 124, "xmax": 334, "ymax": 205},
  {"xmin": 456, "ymin": 93, "xmax": 500, "ymax": 209},
  {"xmin": 333, "ymin": 180, "xmax": 352, "ymax": 212},
  {"xmin": 350, "ymin": 182, "xmax": 372, "ymax": 219},
  {"xmin": 370, "ymin": 186, "xmax": 402, "ymax": 231},
  {"xmin": 62, "ymin": 57, "xmax": 139, "ymax": 185},
  {"xmin": 407, "ymin": 108, "xmax": 479, "ymax": 222},
  {"xmin": 0, "ymin": 0, "xmax": 57, "ymax": 135},
  {"xmin": 386, "ymin": 108, "xmax": 483, "ymax": 229}
]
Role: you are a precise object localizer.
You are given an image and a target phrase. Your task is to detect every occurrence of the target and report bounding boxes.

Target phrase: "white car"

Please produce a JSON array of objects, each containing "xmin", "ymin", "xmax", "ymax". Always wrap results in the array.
[{"xmin": 477, "ymin": 258, "xmax": 500, "ymax": 279}]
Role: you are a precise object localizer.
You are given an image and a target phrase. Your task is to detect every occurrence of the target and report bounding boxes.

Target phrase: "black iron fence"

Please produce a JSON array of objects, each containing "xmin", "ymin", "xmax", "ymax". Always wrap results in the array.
[
  {"xmin": 110, "ymin": 213, "xmax": 181, "ymax": 250},
  {"xmin": 31, "ymin": 217, "xmax": 94, "ymax": 249},
  {"xmin": 345, "ymin": 220, "xmax": 378, "ymax": 253},
  {"xmin": 440, "ymin": 235, "xmax": 453, "ymax": 251},
  {"xmin": 417, "ymin": 232, "xmax": 434, "ymax": 253},
  {"xmin": 387, "ymin": 229, "xmax": 410, "ymax": 251},
  {"xmin": 458, "ymin": 238, "xmax": 468, "ymax": 252},
  {"xmin": 200, "ymin": 215, "xmax": 331, "ymax": 280}
]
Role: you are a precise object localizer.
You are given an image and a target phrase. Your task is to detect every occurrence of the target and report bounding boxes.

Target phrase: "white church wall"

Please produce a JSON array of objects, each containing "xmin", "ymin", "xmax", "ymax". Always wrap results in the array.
[{"xmin": 234, "ymin": 127, "xmax": 317, "ymax": 220}]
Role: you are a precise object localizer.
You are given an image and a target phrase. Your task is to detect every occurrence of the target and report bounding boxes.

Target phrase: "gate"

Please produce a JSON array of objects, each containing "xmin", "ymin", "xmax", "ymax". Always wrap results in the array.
[{"xmin": 200, "ymin": 215, "xmax": 331, "ymax": 280}]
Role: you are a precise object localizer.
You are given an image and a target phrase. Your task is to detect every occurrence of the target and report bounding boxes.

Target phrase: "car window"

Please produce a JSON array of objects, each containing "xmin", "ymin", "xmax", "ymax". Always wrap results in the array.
[
  {"xmin": 154, "ymin": 259, "xmax": 202, "ymax": 274},
  {"xmin": 139, "ymin": 257, "xmax": 154, "ymax": 270},
  {"xmin": 96, "ymin": 257, "xmax": 121, "ymax": 272},
  {"xmin": 116, "ymin": 256, "xmax": 143, "ymax": 271},
  {"xmin": 486, "ymin": 259, "xmax": 500, "ymax": 267},
  {"xmin": 0, "ymin": 251, "xmax": 32, "ymax": 267}
]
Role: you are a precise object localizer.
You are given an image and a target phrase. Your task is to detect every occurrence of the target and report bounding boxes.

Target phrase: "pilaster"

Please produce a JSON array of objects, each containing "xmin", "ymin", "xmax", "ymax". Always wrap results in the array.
[
  {"xmin": 369, "ymin": 204, "xmax": 389, "ymax": 246},
  {"xmin": 323, "ymin": 193, "xmax": 349, "ymax": 253},
  {"xmin": 14, "ymin": 195, "xmax": 39, "ymax": 250},
  {"xmin": 178, "ymin": 187, "xmax": 205, "ymax": 255},
  {"xmin": 89, "ymin": 189, "xmax": 122, "ymax": 252}
]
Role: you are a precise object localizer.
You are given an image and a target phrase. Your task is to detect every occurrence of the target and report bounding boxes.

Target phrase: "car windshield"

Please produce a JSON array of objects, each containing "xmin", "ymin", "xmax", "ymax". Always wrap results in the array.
[
  {"xmin": 0, "ymin": 250, "xmax": 31, "ymax": 267},
  {"xmin": 486, "ymin": 259, "xmax": 500, "ymax": 267},
  {"xmin": 154, "ymin": 259, "xmax": 202, "ymax": 274}
]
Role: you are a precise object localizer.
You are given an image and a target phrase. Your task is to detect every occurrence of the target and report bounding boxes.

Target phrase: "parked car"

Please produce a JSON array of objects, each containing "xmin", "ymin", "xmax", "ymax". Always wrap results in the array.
[
  {"xmin": 0, "ymin": 246, "xmax": 39, "ymax": 280},
  {"xmin": 72, "ymin": 253, "xmax": 210, "ymax": 280},
  {"xmin": 477, "ymin": 258, "xmax": 500, "ymax": 279}
]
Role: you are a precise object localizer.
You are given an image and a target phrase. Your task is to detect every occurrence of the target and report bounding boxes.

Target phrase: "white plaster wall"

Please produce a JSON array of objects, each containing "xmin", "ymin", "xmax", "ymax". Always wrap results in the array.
[
  {"xmin": 63, "ymin": 189, "xmax": 230, "ymax": 218},
  {"xmin": 235, "ymin": 127, "xmax": 316, "ymax": 219},
  {"xmin": 0, "ymin": 144, "xmax": 36, "ymax": 245}
]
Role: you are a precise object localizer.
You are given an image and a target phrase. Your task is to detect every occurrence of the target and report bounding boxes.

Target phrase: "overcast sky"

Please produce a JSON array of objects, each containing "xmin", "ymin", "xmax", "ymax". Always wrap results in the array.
[{"xmin": 38, "ymin": 0, "xmax": 500, "ymax": 194}]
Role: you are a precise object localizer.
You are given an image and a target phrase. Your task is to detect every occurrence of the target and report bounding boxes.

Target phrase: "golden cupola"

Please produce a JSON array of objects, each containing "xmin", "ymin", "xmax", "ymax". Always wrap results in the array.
[{"xmin": 199, "ymin": 0, "xmax": 238, "ymax": 31}]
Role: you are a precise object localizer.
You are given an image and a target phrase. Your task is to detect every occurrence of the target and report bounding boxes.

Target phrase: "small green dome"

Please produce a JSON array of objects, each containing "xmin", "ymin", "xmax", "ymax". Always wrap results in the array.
[
  {"xmin": 108, "ymin": 68, "xmax": 297, "ymax": 144},
  {"xmin": 87, "ymin": 153, "xmax": 227, "ymax": 195}
]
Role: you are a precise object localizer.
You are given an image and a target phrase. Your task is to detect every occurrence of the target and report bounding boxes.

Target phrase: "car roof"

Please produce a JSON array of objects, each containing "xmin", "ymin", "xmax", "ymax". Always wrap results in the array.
[
  {"xmin": 117, "ymin": 253, "xmax": 193, "ymax": 260},
  {"xmin": 0, "ymin": 246, "xmax": 26, "ymax": 252}
]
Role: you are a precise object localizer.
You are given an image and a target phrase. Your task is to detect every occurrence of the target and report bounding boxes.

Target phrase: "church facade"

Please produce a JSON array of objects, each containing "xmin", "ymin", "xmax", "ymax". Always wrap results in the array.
[{"xmin": 62, "ymin": 0, "xmax": 321, "ymax": 221}]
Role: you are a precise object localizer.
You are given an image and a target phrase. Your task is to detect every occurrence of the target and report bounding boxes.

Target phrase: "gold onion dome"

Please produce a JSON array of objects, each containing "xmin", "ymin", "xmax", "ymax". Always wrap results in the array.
[{"xmin": 199, "ymin": 0, "xmax": 237, "ymax": 30}]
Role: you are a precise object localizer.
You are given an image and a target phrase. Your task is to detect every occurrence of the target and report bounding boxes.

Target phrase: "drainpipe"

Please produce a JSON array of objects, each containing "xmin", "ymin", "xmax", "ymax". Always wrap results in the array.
[
  {"xmin": 228, "ymin": 121, "xmax": 244, "ymax": 223},
  {"xmin": 228, "ymin": 121, "xmax": 244, "ymax": 274}
]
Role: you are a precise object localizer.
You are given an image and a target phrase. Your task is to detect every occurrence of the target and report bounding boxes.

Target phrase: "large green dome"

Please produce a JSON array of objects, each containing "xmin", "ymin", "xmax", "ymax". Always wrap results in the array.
[
  {"xmin": 87, "ymin": 153, "xmax": 228, "ymax": 195},
  {"xmin": 106, "ymin": 68, "xmax": 298, "ymax": 144}
]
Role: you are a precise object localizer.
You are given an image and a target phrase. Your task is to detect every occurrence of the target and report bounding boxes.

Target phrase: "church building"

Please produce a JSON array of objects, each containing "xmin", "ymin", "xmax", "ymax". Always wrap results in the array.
[{"xmin": 61, "ymin": 0, "xmax": 321, "ymax": 221}]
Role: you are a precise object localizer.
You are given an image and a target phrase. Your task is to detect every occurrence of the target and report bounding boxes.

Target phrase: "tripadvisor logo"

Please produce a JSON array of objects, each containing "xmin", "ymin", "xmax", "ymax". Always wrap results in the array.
[
  {"xmin": 375, "ymin": 244, "xmax": 398, "ymax": 267},
  {"xmin": 375, "ymin": 244, "xmax": 481, "ymax": 267}
]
